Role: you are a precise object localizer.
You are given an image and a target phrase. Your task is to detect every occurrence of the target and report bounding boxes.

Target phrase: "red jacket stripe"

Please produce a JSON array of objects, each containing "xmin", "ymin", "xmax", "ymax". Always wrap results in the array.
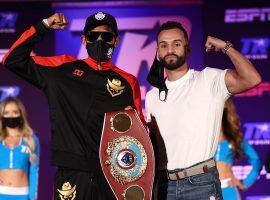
[
  {"xmin": 32, "ymin": 55, "xmax": 76, "ymax": 67},
  {"xmin": 2, "ymin": 26, "xmax": 36, "ymax": 65}
]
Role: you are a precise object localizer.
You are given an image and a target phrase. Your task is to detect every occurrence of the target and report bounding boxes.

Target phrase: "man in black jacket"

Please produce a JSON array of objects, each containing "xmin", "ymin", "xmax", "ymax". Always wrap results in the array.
[{"xmin": 3, "ymin": 11, "xmax": 145, "ymax": 199}]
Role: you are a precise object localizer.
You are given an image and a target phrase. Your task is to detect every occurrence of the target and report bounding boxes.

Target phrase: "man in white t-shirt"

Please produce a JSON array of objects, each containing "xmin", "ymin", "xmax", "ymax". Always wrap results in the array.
[{"xmin": 145, "ymin": 21, "xmax": 261, "ymax": 200}]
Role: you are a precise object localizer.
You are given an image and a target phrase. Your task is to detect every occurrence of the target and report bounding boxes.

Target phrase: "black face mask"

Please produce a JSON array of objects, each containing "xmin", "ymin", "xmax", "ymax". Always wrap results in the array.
[
  {"xmin": 86, "ymin": 40, "xmax": 115, "ymax": 63},
  {"xmin": 2, "ymin": 116, "xmax": 23, "ymax": 128}
]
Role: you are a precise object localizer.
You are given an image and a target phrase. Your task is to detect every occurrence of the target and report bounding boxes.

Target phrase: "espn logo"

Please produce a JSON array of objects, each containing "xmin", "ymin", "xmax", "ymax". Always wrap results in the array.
[{"xmin": 225, "ymin": 8, "xmax": 270, "ymax": 23}]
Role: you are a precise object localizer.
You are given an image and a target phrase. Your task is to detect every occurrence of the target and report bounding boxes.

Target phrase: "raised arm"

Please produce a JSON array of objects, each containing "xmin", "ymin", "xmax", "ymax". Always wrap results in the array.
[
  {"xmin": 2, "ymin": 13, "xmax": 69, "ymax": 89},
  {"xmin": 205, "ymin": 36, "xmax": 262, "ymax": 94}
]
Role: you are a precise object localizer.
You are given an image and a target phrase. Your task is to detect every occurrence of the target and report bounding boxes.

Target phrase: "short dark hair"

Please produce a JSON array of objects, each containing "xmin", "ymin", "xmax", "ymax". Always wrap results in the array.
[{"xmin": 157, "ymin": 21, "xmax": 189, "ymax": 42}]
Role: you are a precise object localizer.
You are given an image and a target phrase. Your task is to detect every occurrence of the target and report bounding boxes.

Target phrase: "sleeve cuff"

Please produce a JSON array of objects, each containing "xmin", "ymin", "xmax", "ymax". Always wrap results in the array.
[
  {"xmin": 34, "ymin": 20, "xmax": 51, "ymax": 36},
  {"xmin": 42, "ymin": 19, "xmax": 50, "ymax": 28},
  {"xmin": 222, "ymin": 69, "xmax": 231, "ymax": 98}
]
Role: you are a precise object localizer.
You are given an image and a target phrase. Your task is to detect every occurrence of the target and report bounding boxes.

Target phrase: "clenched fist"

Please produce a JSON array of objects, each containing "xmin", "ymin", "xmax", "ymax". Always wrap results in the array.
[
  {"xmin": 46, "ymin": 13, "xmax": 68, "ymax": 30},
  {"xmin": 205, "ymin": 36, "xmax": 227, "ymax": 52}
]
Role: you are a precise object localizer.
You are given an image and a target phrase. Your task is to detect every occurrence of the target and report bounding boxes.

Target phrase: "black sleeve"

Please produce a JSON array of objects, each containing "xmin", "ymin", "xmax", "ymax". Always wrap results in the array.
[{"xmin": 2, "ymin": 21, "xmax": 51, "ymax": 89}]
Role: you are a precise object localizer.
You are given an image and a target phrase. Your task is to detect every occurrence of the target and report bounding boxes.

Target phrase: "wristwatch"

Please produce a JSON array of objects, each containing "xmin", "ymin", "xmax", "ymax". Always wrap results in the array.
[{"xmin": 222, "ymin": 41, "xmax": 233, "ymax": 54}]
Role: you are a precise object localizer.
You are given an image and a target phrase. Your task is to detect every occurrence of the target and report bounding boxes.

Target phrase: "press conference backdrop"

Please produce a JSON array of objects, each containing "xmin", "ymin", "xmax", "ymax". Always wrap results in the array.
[
  {"xmin": 0, "ymin": 1, "xmax": 269, "ymax": 199},
  {"xmin": 203, "ymin": 1, "xmax": 270, "ymax": 199}
]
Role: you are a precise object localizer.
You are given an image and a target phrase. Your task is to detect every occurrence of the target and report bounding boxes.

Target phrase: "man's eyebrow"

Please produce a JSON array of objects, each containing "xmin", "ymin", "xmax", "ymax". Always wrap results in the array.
[
  {"xmin": 172, "ymin": 39, "xmax": 183, "ymax": 43},
  {"xmin": 158, "ymin": 39, "xmax": 183, "ymax": 45},
  {"xmin": 158, "ymin": 41, "xmax": 167, "ymax": 45}
]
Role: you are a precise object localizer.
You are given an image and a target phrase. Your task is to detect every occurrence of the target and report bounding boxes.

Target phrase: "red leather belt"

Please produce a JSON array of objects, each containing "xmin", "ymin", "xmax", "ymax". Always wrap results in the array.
[{"xmin": 100, "ymin": 109, "xmax": 155, "ymax": 200}]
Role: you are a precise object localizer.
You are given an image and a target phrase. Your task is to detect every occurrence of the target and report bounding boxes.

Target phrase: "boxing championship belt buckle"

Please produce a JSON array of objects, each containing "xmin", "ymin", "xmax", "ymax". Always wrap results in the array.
[{"xmin": 100, "ymin": 109, "xmax": 155, "ymax": 200}]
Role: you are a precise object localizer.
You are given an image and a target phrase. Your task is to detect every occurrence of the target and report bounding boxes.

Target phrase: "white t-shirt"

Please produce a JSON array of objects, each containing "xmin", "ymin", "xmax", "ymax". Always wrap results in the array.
[{"xmin": 145, "ymin": 67, "xmax": 231, "ymax": 170}]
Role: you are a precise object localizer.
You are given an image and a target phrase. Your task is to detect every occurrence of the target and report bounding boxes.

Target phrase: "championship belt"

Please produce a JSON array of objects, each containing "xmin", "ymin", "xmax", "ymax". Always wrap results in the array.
[{"xmin": 100, "ymin": 109, "xmax": 155, "ymax": 200}]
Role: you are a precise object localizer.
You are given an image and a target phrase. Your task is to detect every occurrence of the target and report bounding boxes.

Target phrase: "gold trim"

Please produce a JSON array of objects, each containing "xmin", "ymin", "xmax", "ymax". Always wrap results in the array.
[{"xmin": 106, "ymin": 136, "xmax": 147, "ymax": 185}]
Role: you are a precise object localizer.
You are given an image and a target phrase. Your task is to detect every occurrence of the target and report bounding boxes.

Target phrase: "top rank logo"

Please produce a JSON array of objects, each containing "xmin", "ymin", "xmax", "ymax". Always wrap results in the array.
[
  {"xmin": 225, "ymin": 8, "xmax": 270, "ymax": 23},
  {"xmin": 0, "ymin": 12, "xmax": 18, "ymax": 33},
  {"xmin": 240, "ymin": 38, "xmax": 270, "ymax": 60},
  {"xmin": 244, "ymin": 122, "xmax": 270, "ymax": 145}
]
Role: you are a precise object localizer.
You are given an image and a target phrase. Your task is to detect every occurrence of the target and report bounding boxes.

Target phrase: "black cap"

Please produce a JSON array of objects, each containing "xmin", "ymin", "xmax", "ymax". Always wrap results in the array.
[{"xmin": 83, "ymin": 11, "xmax": 118, "ymax": 36}]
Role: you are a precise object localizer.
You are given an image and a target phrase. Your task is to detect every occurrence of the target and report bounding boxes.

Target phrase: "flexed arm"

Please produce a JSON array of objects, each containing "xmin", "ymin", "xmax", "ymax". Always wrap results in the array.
[
  {"xmin": 2, "ymin": 13, "xmax": 69, "ymax": 89},
  {"xmin": 205, "ymin": 36, "xmax": 262, "ymax": 94}
]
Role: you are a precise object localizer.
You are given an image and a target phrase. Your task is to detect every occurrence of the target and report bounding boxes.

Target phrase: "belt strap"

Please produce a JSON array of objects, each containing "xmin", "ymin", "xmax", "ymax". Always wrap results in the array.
[{"xmin": 167, "ymin": 158, "xmax": 216, "ymax": 181}]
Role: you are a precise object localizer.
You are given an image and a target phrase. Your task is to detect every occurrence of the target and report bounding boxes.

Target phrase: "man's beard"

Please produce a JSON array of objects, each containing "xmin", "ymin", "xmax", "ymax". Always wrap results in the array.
[{"xmin": 160, "ymin": 53, "xmax": 187, "ymax": 71}]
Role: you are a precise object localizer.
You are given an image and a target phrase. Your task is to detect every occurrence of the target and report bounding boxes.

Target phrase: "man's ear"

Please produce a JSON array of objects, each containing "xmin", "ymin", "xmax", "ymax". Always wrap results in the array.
[
  {"xmin": 114, "ymin": 36, "xmax": 120, "ymax": 47},
  {"xmin": 81, "ymin": 35, "xmax": 87, "ymax": 46}
]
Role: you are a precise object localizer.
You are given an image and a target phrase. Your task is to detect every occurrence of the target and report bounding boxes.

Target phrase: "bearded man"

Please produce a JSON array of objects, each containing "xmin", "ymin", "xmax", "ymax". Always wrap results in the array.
[{"xmin": 146, "ymin": 21, "xmax": 261, "ymax": 200}]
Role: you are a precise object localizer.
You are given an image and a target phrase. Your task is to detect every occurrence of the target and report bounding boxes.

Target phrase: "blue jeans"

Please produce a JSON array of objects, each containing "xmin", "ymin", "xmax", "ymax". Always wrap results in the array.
[{"xmin": 153, "ymin": 167, "xmax": 223, "ymax": 200}]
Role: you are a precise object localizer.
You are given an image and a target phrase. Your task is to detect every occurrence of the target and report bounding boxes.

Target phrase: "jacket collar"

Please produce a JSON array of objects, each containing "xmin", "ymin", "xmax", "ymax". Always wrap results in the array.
[{"xmin": 82, "ymin": 56, "xmax": 116, "ymax": 71}]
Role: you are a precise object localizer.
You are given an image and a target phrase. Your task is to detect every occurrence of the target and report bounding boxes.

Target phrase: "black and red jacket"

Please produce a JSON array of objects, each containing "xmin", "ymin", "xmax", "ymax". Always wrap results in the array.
[{"xmin": 2, "ymin": 21, "xmax": 145, "ymax": 171}]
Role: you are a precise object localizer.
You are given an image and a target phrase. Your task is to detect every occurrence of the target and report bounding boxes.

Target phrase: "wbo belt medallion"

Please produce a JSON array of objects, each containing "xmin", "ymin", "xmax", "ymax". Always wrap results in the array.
[
  {"xmin": 100, "ymin": 109, "xmax": 155, "ymax": 200},
  {"xmin": 105, "ymin": 135, "xmax": 147, "ymax": 185}
]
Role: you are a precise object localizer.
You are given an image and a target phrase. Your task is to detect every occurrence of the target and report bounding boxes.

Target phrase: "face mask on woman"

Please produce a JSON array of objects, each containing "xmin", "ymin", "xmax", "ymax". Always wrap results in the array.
[{"xmin": 2, "ymin": 116, "xmax": 23, "ymax": 128}]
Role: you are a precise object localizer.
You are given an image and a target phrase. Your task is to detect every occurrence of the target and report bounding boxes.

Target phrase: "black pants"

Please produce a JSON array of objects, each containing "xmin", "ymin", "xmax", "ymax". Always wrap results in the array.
[{"xmin": 53, "ymin": 167, "xmax": 116, "ymax": 200}]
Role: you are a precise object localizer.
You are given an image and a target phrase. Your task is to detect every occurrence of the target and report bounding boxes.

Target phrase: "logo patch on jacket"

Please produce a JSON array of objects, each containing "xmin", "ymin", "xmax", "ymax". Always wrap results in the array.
[
  {"xmin": 107, "ymin": 78, "xmax": 125, "ymax": 97},
  {"xmin": 73, "ymin": 69, "xmax": 84, "ymax": 77},
  {"xmin": 57, "ymin": 182, "xmax": 76, "ymax": 200}
]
